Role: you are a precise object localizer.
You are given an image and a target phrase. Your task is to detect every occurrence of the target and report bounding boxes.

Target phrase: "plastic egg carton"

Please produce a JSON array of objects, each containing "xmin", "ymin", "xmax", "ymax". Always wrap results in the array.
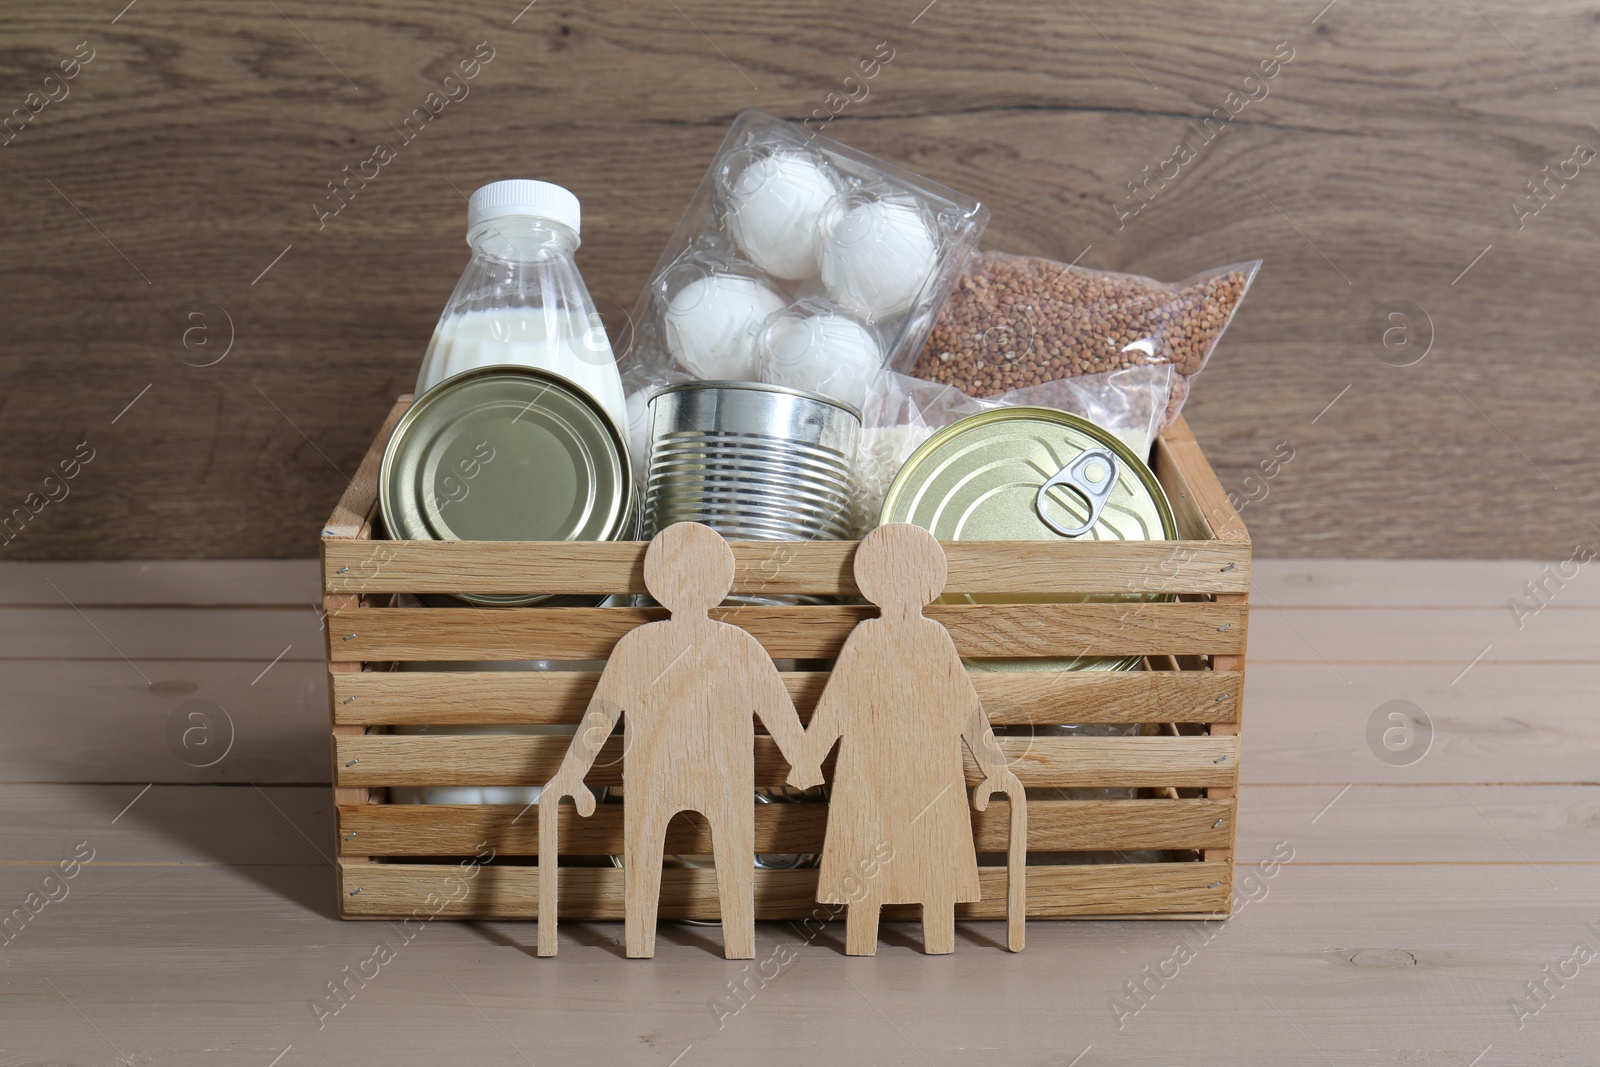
[{"xmin": 617, "ymin": 108, "xmax": 988, "ymax": 455}]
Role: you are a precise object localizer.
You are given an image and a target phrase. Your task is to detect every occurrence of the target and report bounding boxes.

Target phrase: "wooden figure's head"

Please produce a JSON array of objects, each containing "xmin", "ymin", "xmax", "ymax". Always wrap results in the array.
[
  {"xmin": 643, "ymin": 521, "xmax": 735, "ymax": 617},
  {"xmin": 854, "ymin": 522, "xmax": 948, "ymax": 617}
]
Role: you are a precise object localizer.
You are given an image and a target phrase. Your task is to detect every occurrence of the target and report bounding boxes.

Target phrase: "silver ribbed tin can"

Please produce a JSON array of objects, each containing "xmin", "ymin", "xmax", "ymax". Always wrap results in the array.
[{"xmin": 643, "ymin": 381, "xmax": 861, "ymax": 544}]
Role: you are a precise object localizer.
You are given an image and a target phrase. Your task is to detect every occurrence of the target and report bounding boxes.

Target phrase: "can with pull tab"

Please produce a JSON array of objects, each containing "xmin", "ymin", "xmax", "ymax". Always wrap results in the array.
[{"xmin": 880, "ymin": 406, "xmax": 1176, "ymax": 672}]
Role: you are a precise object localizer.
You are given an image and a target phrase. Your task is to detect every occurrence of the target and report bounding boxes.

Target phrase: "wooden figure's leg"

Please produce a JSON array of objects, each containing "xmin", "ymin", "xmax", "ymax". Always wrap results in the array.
[
  {"xmin": 624, "ymin": 806, "xmax": 672, "ymax": 959},
  {"xmin": 922, "ymin": 900, "xmax": 955, "ymax": 955},
  {"xmin": 845, "ymin": 902, "xmax": 880, "ymax": 956},
  {"xmin": 707, "ymin": 803, "xmax": 756, "ymax": 960}
]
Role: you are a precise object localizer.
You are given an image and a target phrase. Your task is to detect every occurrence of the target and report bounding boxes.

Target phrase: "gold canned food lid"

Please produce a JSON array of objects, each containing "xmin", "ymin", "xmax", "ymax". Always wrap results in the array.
[
  {"xmin": 881, "ymin": 406, "xmax": 1175, "ymax": 673},
  {"xmin": 381, "ymin": 366, "xmax": 632, "ymax": 548},
  {"xmin": 881, "ymin": 406, "xmax": 1174, "ymax": 542}
]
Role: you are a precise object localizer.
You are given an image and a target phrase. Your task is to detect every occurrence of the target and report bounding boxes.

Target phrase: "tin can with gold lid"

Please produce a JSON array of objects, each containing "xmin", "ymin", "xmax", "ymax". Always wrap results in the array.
[
  {"xmin": 379, "ymin": 365, "xmax": 634, "ymax": 607},
  {"xmin": 880, "ymin": 406, "xmax": 1175, "ymax": 671}
]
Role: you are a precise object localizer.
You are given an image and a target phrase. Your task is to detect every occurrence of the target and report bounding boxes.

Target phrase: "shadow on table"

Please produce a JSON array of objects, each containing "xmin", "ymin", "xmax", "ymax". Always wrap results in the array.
[{"xmin": 85, "ymin": 781, "xmax": 341, "ymax": 921}]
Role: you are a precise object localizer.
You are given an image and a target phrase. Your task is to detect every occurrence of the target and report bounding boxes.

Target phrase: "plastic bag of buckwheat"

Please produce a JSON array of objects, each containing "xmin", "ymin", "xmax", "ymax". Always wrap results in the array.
[{"xmin": 908, "ymin": 252, "xmax": 1260, "ymax": 427}]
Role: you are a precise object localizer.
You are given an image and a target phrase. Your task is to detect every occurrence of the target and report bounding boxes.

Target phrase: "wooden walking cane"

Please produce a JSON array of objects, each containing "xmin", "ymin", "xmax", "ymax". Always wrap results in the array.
[
  {"xmin": 537, "ymin": 703, "xmax": 606, "ymax": 957},
  {"xmin": 1004, "ymin": 778, "xmax": 1027, "ymax": 951},
  {"xmin": 537, "ymin": 794, "xmax": 559, "ymax": 957}
]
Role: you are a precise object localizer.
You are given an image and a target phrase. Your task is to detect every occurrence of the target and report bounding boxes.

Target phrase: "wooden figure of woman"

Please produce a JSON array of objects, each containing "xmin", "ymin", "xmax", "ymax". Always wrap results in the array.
[{"xmin": 787, "ymin": 523, "xmax": 1026, "ymax": 955}]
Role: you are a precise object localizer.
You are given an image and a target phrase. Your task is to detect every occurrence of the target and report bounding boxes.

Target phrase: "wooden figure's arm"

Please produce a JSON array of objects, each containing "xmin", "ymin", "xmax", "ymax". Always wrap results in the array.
[
  {"xmin": 541, "ymin": 676, "xmax": 623, "ymax": 818},
  {"xmin": 751, "ymin": 648, "xmax": 808, "ymax": 783},
  {"xmin": 961, "ymin": 677, "xmax": 1021, "ymax": 812}
]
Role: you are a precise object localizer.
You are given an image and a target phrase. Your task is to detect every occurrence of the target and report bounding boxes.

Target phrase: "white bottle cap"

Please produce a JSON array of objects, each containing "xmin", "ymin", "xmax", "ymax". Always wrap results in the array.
[{"xmin": 467, "ymin": 179, "xmax": 581, "ymax": 235}]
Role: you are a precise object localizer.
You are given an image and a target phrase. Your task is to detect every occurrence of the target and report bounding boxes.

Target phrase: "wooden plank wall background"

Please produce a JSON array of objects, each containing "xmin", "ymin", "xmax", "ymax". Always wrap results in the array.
[{"xmin": 0, "ymin": 0, "xmax": 1595, "ymax": 559}]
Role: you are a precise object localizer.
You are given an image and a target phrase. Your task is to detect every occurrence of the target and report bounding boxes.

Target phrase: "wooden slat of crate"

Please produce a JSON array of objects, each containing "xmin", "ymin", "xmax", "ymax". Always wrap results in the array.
[
  {"xmin": 1149, "ymin": 419, "xmax": 1248, "ymax": 867},
  {"xmin": 1151, "ymin": 417, "xmax": 1248, "ymax": 544},
  {"xmin": 326, "ymin": 601, "xmax": 1247, "ymax": 662},
  {"xmin": 334, "ymin": 734, "xmax": 1240, "ymax": 789},
  {"xmin": 332, "ymin": 668, "xmax": 1243, "ymax": 726},
  {"xmin": 337, "ymin": 860, "xmax": 1234, "ymax": 920},
  {"xmin": 323, "ymin": 395, "xmax": 412, "ymax": 540},
  {"xmin": 337, "ymin": 797, "xmax": 1234, "ymax": 856},
  {"xmin": 1117, "ymin": 418, "xmax": 1251, "ymax": 869},
  {"xmin": 323, "ymin": 397, "xmax": 414, "ymax": 827},
  {"xmin": 1205, "ymin": 592, "xmax": 1248, "ymax": 865},
  {"xmin": 323, "ymin": 538, "xmax": 1251, "ymax": 596}
]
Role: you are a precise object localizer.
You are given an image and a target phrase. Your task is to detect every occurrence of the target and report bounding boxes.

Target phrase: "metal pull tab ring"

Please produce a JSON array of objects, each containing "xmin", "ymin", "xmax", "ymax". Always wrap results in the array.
[{"xmin": 1034, "ymin": 448, "xmax": 1119, "ymax": 537}]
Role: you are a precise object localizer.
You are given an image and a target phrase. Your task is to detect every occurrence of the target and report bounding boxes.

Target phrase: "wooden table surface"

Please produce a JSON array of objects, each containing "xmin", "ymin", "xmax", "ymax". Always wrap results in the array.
[{"xmin": 2, "ymin": 558, "xmax": 1597, "ymax": 1065}]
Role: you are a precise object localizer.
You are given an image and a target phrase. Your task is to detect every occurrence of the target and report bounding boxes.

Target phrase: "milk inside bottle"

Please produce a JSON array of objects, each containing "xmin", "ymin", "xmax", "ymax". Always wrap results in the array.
[{"xmin": 416, "ymin": 180, "xmax": 628, "ymax": 436}]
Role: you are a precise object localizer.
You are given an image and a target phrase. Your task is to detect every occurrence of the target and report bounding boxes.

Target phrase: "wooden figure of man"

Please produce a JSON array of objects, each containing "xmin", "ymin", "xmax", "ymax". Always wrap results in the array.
[
  {"xmin": 789, "ymin": 523, "xmax": 1026, "ymax": 955},
  {"xmin": 540, "ymin": 521, "xmax": 808, "ymax": 959}
]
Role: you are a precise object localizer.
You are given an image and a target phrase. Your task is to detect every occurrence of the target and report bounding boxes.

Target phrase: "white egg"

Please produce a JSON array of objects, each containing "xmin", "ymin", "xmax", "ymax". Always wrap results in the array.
[
  {"xmin": 724, "ymin": 151, "xmax": 837, "ymax": 280},
  {"xmin": 761, "ymin": 311, "xmax": 882, "ymax": 409},
  {"xmin": 820, "ymin": 199, "xmax": 938, "ymax": 318},
  {"xmin": 663, "ymin": 273, "xmax": 787, "ymax": 380}
]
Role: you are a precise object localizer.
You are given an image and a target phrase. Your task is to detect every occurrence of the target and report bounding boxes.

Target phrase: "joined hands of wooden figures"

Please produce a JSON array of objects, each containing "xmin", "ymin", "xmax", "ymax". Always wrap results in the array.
[{"xmin": 536, "ymin": 521, "xmax": 1026, "ymax": 958}]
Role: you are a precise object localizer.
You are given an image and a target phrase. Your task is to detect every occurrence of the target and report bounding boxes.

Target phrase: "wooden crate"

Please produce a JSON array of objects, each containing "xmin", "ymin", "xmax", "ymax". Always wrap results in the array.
[{"xmin": 322, "ymin": 396, "xmax": 1250, "ymax": 922}]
